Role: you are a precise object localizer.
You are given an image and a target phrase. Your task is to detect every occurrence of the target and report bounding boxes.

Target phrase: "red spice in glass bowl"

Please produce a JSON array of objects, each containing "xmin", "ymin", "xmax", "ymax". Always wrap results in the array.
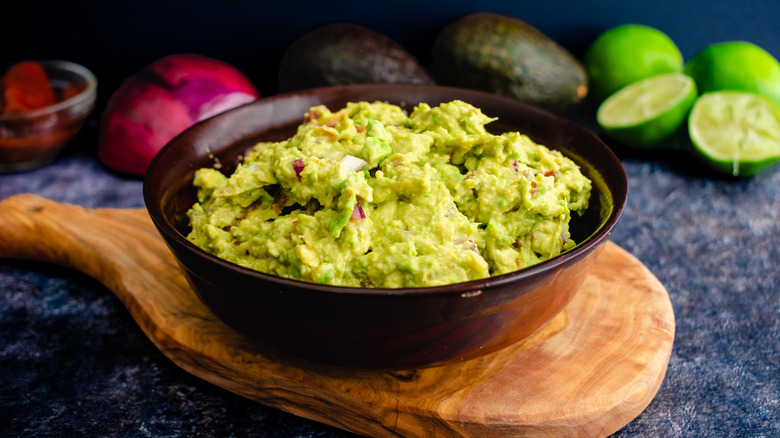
[{"xmin": 0, "ymin": 60, "xmax": 97, "ymax": 173}]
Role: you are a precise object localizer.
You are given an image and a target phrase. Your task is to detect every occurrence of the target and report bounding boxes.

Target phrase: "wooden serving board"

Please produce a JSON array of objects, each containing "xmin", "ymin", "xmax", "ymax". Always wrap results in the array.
[{"xmin": 0, "ymin": 194, "xmax": 675, "ymax": 437}]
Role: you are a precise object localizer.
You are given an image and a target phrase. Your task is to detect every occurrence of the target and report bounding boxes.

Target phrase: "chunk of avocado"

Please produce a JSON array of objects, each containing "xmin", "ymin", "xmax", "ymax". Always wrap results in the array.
[
  {"xmin": 431, "ymin": 13, "xmax": 587, "ymax": 112},
  {"xmin": 278, "ymin": 23, "xmax": 435, "ymax": 92}
]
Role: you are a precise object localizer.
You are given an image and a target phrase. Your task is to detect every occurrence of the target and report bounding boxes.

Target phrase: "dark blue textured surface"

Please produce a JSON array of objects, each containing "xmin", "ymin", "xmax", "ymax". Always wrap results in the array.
[{"xmin": 2, "ymin": 1, "xmax": 780, "ymax": 436}]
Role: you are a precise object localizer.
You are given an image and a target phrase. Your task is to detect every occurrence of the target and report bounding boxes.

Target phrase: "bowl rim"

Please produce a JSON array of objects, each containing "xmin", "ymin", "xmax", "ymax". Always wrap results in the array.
[
  {"xmin": 0, "ymin": 59, "xmax": 97, "ymax": 121},
  {"xmin": 144, "ymin": 84, "xmax": 627, "ymax": 297}
]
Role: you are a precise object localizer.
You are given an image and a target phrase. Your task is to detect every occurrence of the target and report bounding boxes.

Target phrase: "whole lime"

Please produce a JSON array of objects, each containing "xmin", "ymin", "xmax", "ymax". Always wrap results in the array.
[
  {"xmin": 584, "ymin": 24, "xmax": 683, "ymax": 101},
  {"xmin": 685, "ymin": 41, "xmax": 780, "ymax": 109}
]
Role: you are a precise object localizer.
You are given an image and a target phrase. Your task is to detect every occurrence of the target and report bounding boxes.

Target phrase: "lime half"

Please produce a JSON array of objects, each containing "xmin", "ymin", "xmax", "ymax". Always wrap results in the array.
[
  {"xmin": 597, "ymin": 73, "xmax": 697, "ymax": 148},
  {"xmin": 689, "ymin": 91, "xmax": 780, "ymax": 177}
]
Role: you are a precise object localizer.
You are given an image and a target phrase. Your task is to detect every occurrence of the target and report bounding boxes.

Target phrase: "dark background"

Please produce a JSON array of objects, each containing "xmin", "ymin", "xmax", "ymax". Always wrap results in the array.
[
  {"xmin": 5, "ymin": 0, "xmax": 780, "ymax": 112},
  {"xmin": 3, "ymin": 1, "xmax": 780, "ymax": 437}
]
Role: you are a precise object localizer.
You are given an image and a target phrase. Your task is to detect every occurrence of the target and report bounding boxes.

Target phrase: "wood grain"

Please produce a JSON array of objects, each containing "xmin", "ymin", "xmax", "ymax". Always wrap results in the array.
[{"xmin": 0, "ymin": 193, "xmax": 675, "ymax": 437}]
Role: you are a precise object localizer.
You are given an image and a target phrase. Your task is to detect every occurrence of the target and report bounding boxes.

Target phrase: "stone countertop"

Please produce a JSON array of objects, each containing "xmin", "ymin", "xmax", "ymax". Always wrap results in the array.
[{"xmin": 1, "ymin": 117, "xmax": 778, "ymax": 437}]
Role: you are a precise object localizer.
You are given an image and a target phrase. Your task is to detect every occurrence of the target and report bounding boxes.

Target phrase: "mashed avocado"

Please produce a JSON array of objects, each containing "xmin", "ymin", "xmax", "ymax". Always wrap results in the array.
[{"xmin": 186, "ymin": 100, "xmax": 591, "ymax": 288}]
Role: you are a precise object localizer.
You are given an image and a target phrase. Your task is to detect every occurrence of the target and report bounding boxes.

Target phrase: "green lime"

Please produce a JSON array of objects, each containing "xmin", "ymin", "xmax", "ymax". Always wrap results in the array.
[
  {"xmin": 688, "ymin": 91, "xmax": 780, "ymax": 177},
  {"xmin": 597, "ymin": 73, "xmax": 697, "ymax": 148},
  {"xmin": 685, "ymin": 41, "xmax": 780, "ymax": 109},
  {"xmin": 584, "ymin": 24, "xmax": 683, "ymax": 101}
]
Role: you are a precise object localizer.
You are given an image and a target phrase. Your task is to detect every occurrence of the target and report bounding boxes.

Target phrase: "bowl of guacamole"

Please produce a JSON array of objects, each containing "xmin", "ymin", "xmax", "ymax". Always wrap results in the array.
[{"xmin": 144, "ymin": 84, "xmax": 626, "ymax": 370}]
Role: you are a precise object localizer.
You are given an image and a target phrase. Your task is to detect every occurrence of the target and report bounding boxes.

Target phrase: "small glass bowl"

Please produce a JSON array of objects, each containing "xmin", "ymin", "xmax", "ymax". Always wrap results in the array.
[{"xmin": 0, "ymin": 60, "xmax": 97, "ymax": 173}]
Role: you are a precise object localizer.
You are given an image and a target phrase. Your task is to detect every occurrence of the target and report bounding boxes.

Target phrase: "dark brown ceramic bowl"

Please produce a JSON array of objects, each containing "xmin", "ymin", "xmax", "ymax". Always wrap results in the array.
[{"xmin": 144, "ymin": 84, "xmax": 626, "ymax": 370}]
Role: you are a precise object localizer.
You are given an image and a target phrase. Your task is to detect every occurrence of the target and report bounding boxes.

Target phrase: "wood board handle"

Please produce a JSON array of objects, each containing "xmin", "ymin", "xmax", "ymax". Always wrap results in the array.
[
  {"xmin": 0, "ymin": 192, "xmax": 165, "ymax": 273},
  {"xmin": 0, "ymin": 193, "xmax": 192, "ymax": 354}
]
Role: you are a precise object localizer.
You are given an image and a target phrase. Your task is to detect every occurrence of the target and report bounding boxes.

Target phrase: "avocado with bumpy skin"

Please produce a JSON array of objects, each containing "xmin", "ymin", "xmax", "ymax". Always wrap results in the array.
[
  {"xmin": 278, "ymin": 23, "xmax": 435, "ymax": 92},
  {"xmin": 431, "ymin": 13, "xmax": 587, "ymax": 112}
]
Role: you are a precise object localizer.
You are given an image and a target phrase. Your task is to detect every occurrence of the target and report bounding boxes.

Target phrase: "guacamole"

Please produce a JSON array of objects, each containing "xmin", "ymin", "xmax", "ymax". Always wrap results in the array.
[{"xmin": 186, "ymin": 100, "xmax": 591, "ymax": 288}]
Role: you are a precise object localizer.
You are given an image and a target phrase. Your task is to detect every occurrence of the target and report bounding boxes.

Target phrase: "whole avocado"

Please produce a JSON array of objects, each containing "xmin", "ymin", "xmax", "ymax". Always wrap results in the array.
[
  {"xmin": 431, "ymin": 13, "xmax": 587, "ymax": 111},
  {"xmin": 278, "ymin": 23, "xmax": 434, "ymax": 92}
]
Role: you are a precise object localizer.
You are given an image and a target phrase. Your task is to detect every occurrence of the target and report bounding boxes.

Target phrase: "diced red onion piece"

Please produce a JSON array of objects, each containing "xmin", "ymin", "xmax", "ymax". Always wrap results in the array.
[
  {"xmin": 351, "ymin": 201, "xmax": 366, "ymax": 220},
  {"xmin": 293, "ymin": 158, "xmax": 305, "ymax": 180}
]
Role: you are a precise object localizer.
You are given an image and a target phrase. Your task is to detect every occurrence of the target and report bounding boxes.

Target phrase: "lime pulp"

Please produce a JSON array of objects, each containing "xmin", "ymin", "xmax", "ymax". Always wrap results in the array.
[
  {"xmin": 689, "ymin": 91, "xmax": 780, "ymax": 177},
  {"xmin": 597, "ymin": 73, "xmax": 697, "ymax": 148}
]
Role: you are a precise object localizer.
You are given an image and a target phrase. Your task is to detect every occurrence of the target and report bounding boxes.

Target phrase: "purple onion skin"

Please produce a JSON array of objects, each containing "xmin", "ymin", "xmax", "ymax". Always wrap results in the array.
[{"xmin": 98, "ymin": 54, "xmax": 259, "ymax": 176}]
